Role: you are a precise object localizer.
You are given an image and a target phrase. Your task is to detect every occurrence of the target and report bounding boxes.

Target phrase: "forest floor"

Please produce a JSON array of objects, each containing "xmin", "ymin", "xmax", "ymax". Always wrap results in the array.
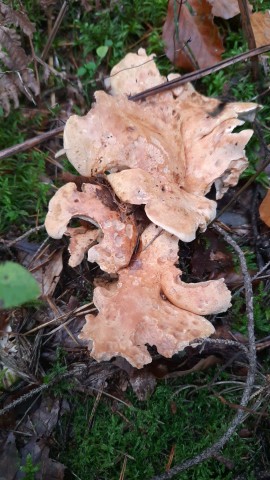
[{"xmin": 0, "ymin": 1, "xmax": 270, "ymax": 479}]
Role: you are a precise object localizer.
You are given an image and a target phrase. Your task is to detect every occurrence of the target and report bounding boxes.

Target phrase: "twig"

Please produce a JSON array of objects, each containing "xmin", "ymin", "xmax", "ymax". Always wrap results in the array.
[
  {"xmin": 215, "ymin": 152, "xmax": 270, "ymax": 221},
  {"xmin": 35, "ymin": 55, "xmax": 66, "ymax": 80},
  {"xmin": 3, "ymin": 225, "xmax": 45, "ymax": 248},
  {"xmin": 130, "ymin": 44, "xmax": 270, "ymax": 102},
  {"xmin": 41, "ymin": 1, "xmax": 68, "ymax": 61},
  {"xmin": 200, "ymin": 338, "xmax": 248, "ymax": 355},
  {"xmin": 237, "ymin": 0, "xmax": 259, "ymax": 81},
  {"xmin": 250, "ymin": 184, "xmax": 264, "ymax": 270},
  {"xmin": 150, "ymin": 223, "xmax": 256, "ymax": 480},
  {"xmin": 0, "ymin": 366, "xmax": 86, "ymax": 417},
  {"xmin": 233, "ymin": 259, "xmax": 270, "ymax": 297},
  {"xmin": 0, "ymin": 126, "xmax": 64, "ymax": 161}
]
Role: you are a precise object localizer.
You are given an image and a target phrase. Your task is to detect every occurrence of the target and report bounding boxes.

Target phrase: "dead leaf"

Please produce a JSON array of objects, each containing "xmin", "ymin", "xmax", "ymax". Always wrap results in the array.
[
  {"xmin": 207, "ymin": 0, "xmax": 242, "ymax": 19},
  {"xmin": 30, "ymin": 249, "xmax": 63, "ymax": 297},
  {"xmin": 16, "ymin": 438, "xmax": 65, "ymax": 480},
  {"xmin": 162, "ymin": 0, "xmax": 224, "ymax": 70},
  {"xmin": 24, "ymin": 397, "xmax": 63, "ymax": 437},
  {"xmin": 251, "ymin": 11, "xmax": 270, "ymax": 47},
  {"xmin": 164, "ymin": 355, "xmax": 221, "ymax": 378},
  {"xmin": 0, "ymin": 433, "xmax": 20, "ymax": 480},
  {"xmin": 259, "ymin": 190, "xmax": 270, "ymax": 227}
]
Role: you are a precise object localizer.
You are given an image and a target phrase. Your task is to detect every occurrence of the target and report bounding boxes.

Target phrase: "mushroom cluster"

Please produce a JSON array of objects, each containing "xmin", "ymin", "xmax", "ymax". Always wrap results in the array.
[{"xmin": 45, "ymin": 49, "xmax": 257, "ymax": 368}]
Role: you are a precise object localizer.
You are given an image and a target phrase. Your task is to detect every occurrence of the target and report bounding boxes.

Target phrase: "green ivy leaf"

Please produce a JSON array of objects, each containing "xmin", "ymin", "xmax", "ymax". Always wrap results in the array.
[
  {"xmin": 96, "ymin": 45, "xmax": 109, "ymax": 59},
  {"xmin": 0, "ymin": 262, "xmax": 40, "ymax": 309}
]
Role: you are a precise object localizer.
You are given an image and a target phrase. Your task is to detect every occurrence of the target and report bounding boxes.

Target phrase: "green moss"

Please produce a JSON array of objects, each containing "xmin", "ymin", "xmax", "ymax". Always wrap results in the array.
[
  {"xmin": 57, "ymin": 380, "xmax": 258, "ymax": 479},
  {"xmin": 232, "ymin": 282, "xmax": 270, "ymax": 337}
]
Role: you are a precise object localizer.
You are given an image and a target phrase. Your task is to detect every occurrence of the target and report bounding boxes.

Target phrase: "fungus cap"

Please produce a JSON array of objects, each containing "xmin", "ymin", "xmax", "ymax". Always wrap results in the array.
[{"xmin": 80, "ymin": 225, "xmax": 231, "ymax": 368}]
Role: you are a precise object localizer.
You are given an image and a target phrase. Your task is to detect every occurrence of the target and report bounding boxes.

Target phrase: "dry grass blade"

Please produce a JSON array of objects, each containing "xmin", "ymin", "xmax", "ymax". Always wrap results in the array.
[
  {"xmin": 88, "ymin": 388, "xmax": 103, "ymax": 428},
  {"xmin": 119, "ymin": 455, "xmax": 127, "ymax": 480},
  {"xmin": 41, "ymin": 1, "xmax": 68, "ymax": 61}
]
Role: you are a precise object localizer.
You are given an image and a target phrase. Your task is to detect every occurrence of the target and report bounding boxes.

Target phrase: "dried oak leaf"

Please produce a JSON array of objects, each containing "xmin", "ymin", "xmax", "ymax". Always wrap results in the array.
[
  {"xmin": 64, "ymin": 50, "xmax": 256, "ymax": 242},
  {"xmin": 250, "ymin": 11, "xmax": 270, "ymax": 47},
  {"xmin": 162, "ymin": 0, "xmax": 224, "ymax": 70},
  {"xmin": 45, "ymin": 182, "xmax": 137, "ymax": 273},
  {"xmin": 80, "ymin": 225, "xmax": 231, "ymax": 368}
]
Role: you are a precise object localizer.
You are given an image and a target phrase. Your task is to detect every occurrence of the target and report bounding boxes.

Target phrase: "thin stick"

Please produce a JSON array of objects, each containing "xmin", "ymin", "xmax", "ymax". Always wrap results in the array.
[
  {"xmin": 237, "ymin": 0, "xmax": 259, "ymax": 81},
  {"xmin": 215, "ymin": 153, "xmax": 270, "ymax": 222},
  {"xmin": 4, "ymin": 225, "xmax": 45, "ymax": 248},
  {"xmin": 0, "ymin": 366, "xmax": 86, "ymax": 417},
  {"xmin": 233, "ymin": 259, "xmax": 270, "ymax": 297},
  {"xmin": 41, "ymin": 2, "xmax": 68, "ymax": 61},
  {"xmin": 130, "ymin": 44, "xmax": 270, "ymax": 102},
  {"xmin": 0, "ymin": 127, "xmax": 64, "ymax": 161},
  {"xmin": 150, "ymin": 224, "xmax": 256, "ymax": 480}
]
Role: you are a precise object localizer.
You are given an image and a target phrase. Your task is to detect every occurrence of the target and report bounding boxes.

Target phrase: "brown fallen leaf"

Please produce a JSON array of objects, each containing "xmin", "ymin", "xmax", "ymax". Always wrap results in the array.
[
  {"xmin": 164, "ymin": 355, "xmax": 221, "ymax": 379},
  {"xmin": 207, "ymin": 0, "xmax": 240, "ymax": 18},
  {"xmin": 259, "ymin": 190, "xmax": 270, "ymax": 227},
  {"xmin": 0, "ymin": 433, "xmax": 20, "ymax": 480},
  {"xmin": 18, "ymin": 438, "xmax": 65, "ymax": 480},
  {"xmin": 162, "ymin": 0, "xmax": 224, "ymax": 70},
  {"xmin": 30, "ymin": 249, "xmax": 64, "ymax": 297},
  {"xmin": 250, "ymin": 11, "xmax": 270, "ymax": 47},
  {"xmin": 19, "ymin": 248, "xmax": 63, "ymax": 297},
  {"xmin": 208, "ymin": 0, "xmax": 251, "ymax": 19}
]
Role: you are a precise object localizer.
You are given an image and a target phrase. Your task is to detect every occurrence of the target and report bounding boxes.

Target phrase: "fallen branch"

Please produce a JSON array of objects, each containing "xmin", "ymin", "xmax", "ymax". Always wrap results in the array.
[
  {"xmin": 0, "ymin": 365, "xmax": 86, "ymax": 417},
  {"xmin": 150, "ymin": 222, "xmax": 256, "ymax": 480},
  {"xmin": 237, "ymin": 0, "xmax": 259, "ymax": 81},
  {"xmin": 130, "ymin": 44, "xmax": 270, "ymax": 101},
  {"xmin": 0, "ymin": 126, "xmax": 64, "ymax": 161},
  {"xmin": 3, "ymin": 224, "xmax": 45, "ymax": 248}
]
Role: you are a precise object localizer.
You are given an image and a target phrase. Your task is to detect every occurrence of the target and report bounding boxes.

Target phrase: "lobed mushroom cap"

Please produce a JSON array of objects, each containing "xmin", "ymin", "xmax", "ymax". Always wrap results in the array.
[
  {"xmin": 45, "ymin": 182, "xmax": 137, "ymax": 274},
  {"xmin": 63, "ymin": 51, "xmax": 257, "ymax": 241},
  {"xmin": 108, "ymin": 168, "xmax": 216, "ymax": 242},
  {"xmin": 105, "ymin": 48, "xmax": 165, "ymax": 96},
  {"xmin": 80, "ymin": 225, "xmax": 231, "ymax": 368}
]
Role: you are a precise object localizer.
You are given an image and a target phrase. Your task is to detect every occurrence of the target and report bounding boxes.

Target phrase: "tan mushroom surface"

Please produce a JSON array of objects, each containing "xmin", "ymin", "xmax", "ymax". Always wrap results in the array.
[
  {"xmin": 63, "ymin": 50, "xmax": 257, "ymax": 240},
  {"xmin": 66, "ymin": 227, "xmax": 100, "ymax": 268},
  {"xmin": 80, "ymin": 225, "xmax": 231, "ymax": 368},
  {"xmin": 107, "ymin": 168, "xmax": 216, "ymax": 241},
  {"xmin": 45, "ymin": 182, "xmax": 137, "ymax": 273},
  {"xmin": 105, "ymin": 48, "xmax": 166, "ymax": 95}
]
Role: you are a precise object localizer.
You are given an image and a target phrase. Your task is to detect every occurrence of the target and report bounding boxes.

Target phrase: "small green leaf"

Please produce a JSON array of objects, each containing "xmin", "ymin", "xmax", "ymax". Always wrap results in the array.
[
  {"xmin": 0, "ymin": 262, "xmax": 40, "ymax": 309},
  {"xmin": 96, "ymin": 45, "xmax": 109, "ymax": 59},
  {"xmin": 85, "ymin": 61, "xmax": 97, "ymax": 73},
  {"xmin": 77, "ymin": 66, "xmax": 87, "ymax": 76}
]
